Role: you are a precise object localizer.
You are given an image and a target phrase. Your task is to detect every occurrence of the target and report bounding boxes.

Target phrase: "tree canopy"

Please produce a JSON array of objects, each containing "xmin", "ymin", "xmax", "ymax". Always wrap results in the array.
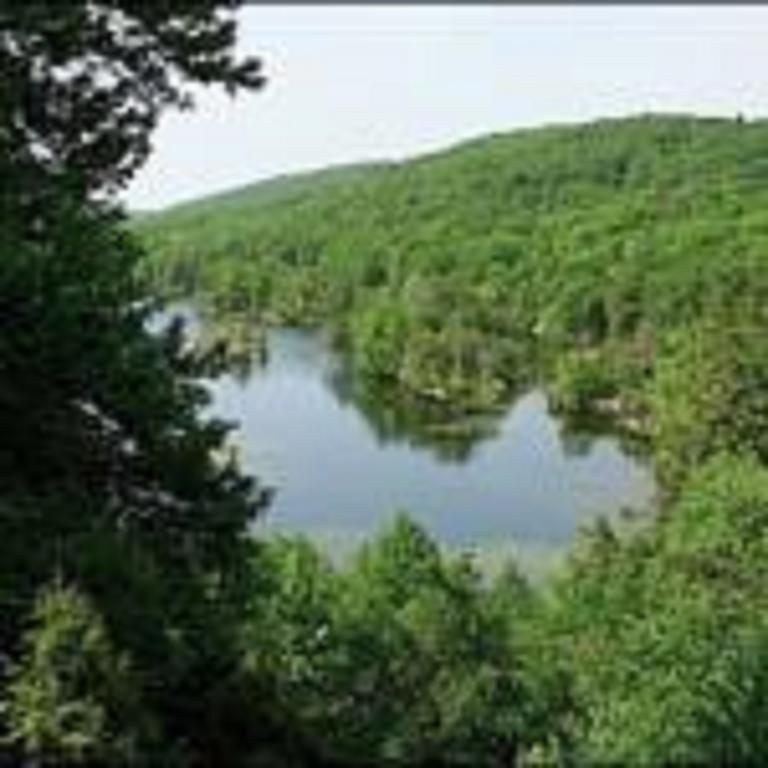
[{"xmin": 0, "ymin": 3, "xmax": 285, "ymax": 765}]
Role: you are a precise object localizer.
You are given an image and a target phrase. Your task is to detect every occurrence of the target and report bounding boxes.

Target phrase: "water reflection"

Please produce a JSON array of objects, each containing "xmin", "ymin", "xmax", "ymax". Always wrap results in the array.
[
  {"xmin": 325, "ymin": 364, "xmax": 504, "ymax": 463},
  {"xmin": 204, "ymin": 326, "xmax": 656, "ymax": 549}
]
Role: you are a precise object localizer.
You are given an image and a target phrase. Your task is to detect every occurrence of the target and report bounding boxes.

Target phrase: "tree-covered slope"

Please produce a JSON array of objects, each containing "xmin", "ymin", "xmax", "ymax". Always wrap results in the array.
[
  {"xmin": 136, "ymin": 113, "xmax": 768, "ymax": 476},
  {"xmin": 136, "ymin": 160, "xmax": 389, "ymax": 233}
]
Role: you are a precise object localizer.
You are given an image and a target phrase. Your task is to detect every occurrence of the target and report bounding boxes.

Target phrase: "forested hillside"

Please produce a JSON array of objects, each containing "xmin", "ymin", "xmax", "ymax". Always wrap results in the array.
[{"xmin": 137, "ymin": 115, "xmax": 768, "ymax": 434}]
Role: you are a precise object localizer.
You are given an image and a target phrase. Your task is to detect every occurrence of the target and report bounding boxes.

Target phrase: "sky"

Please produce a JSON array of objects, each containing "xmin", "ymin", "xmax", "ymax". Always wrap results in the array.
[{"xmin": 124, "ymin": 5, "xmax": 768, "ymax": 211}]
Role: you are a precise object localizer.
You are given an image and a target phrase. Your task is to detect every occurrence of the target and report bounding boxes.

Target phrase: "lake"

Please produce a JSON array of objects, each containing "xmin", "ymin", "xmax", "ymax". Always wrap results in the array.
[{"xmin": 204, "ymin": 325, "xmax": 656, "ymax": 561}]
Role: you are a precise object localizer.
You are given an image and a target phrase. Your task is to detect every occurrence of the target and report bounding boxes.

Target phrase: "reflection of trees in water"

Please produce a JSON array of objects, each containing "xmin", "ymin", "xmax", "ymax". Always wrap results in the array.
[
  {"xmin": 551, "ymin": 402, "xmax": 651, "ymax": 462},
  {"xmin": 198, "ymin": 310, "xmax": 268, "ymax": 385},
  {"xmin": 179, "ymin": 310, "xmax": 514, "ymax": 461},
  {"xmin": 323, "ymin": 362, "xmax": 508, "ymax": 464},
  {"xmin": 152, "ymin": 302, "xmax": 269, "ymax": 385},
  {"xmin": 558, "ymin": 428, "xmax": 596, "ymax": 459},
  {"xmin": 201, "ymin": 315, "xmax": 651, "ymax": 467}
]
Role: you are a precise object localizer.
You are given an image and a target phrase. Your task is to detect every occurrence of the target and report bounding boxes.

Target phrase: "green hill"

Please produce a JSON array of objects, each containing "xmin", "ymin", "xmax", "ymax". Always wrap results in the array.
[
  {"xmin": 135, "ymin": 113, "xmax": 768, "ymax": 422},
  {"xmin": 136, "ymin": 160, "xmax": 389, "ymax": 224}
]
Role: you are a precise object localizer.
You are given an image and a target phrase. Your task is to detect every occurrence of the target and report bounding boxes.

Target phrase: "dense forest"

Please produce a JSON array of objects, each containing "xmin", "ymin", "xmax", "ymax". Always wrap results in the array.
[
  {"xmin": 4, "ymin": 1, "xmax": 768, "ymax": 765},
  {"xmin": 137, "ymin": 115, "xmax": 768, "ymax": 441}
]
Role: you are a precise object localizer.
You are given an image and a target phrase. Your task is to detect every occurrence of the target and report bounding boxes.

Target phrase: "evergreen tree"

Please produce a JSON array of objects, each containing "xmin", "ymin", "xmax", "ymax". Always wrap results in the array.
[{"xmin": 0, "ymin": 3, "xmax": 282, "ymax": 764}]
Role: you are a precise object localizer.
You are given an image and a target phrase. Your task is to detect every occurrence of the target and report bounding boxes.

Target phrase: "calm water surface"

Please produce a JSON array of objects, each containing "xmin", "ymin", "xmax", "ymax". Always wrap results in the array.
[{"xmin": 206, "ymin": 327, "xmax": 655, "ymax": 556}]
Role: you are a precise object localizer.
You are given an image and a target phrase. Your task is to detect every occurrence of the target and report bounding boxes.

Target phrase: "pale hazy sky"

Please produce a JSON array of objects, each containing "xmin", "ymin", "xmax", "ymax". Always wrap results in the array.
[{"xmin": 124, "ymin": 5, "xmax": 768, "ymax": 211}]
